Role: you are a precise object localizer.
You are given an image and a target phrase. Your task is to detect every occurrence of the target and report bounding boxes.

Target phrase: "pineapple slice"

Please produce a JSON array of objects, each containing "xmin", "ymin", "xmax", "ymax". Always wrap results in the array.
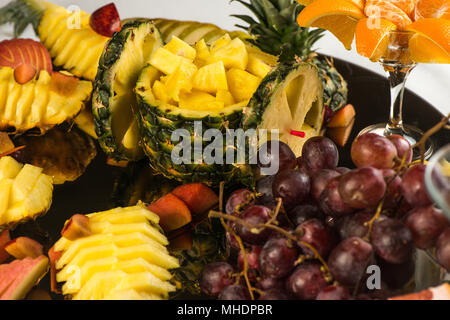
[
  {"xmin": 164, "ymin": 60, "xmax": 198, "ymax": 102},
  {"xmin": 216, "ymin": 90, "xmax": 236, "ymax": 106},
  {"xmin": 192, "ymin": 61, "xmax": 228, "ymax": 93},
  {"xmin": 208, "ymin": 38, "xmax": 248, "ymax": 70},
  {"xmin": 226, "ymin": 69, "xmax": 262, "ymax": 102},
  {"xmin": 247, "ymin": 54, "xmax": 272, "ymax": 78},
  {"xmin": 149, "ymin": 48, "xmax": 184, "ymax": 75},
  {"xmin": 179, "ymin": 91, "xmax": 224, "ymax": 111},
  {"xmin": 54, "ymin": 204, "xmax": 179, "ymax": 299},
  {"xmin": 0, "ymin": 157, "xmax": 53, "ymax": 227},
  {"xmin": 164, "ymin": 36, "xmax": 196, "ymax": 60}
]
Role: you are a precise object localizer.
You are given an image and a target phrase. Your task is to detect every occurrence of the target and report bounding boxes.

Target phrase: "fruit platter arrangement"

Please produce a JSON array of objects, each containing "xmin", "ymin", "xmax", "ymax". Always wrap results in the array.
[{"xmin": 0, "ymin": 0, "xmax": 447, "ymax": 300}]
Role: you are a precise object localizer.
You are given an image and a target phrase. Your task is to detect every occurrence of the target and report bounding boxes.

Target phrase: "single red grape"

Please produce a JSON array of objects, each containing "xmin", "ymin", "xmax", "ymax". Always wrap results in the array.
[
  {"xmin": 234, "ymin": 205, "xmax": 273, "ymax": 245},
  {"xmin": 311, "ymin": 169, "xmax": 341, "ymax": 202},
  {"xmin": 259, "ymin": 238, "xmax": 298, "ymax": 279},
  {"xmin": 286, "ymin": 262, "xmax": 328, "ymax": 300},
  {"xmin": 387, "ymin": 134, "xmax": 412, "ymax": 165},
  {"xmin": 338, "ymin": 167, "xmax": 386, "ymax": 209},
  {"xmin": 337, "ymin": 210, "xmax": 374, "ymax": 240},
  {"xmin": 405, "ymin": 205, "xmax": 449, "ymax": 249},
  {"xmin": 371, "ymin": 218, "xmax": 414, "ymax": 264},
  {"xmin": 351, "ymin": 133, "xmax": 397, "ymax": 169},
  {"xmin": 237, "ymin": 245, "xmax": 262, "ymax": 272},
  {"xmin": 301, "ymin": 136, "xmax": 339, "ymax": 174},
  {"xmin": 258, "ymin": 140, "xmax": 297, "ymax": 174},
  {"xmin": 328, "ymin": 237, "xmax": 374, "ymax": 287},
  {"xmin": 295, "ymin": 218, "xmax": 337, "ymax": 258},
  {"xmin": 401, "ymin": 164, "xmax": 432, "ymax": 207},
  {"xmin": 319, "ymin": 177, "xmax": 354, "ymax": 217},
  {"xmin": 273, "ymin": 169, "xmax": 310, "ymax": 209},
  {"xmin": 200, "ymin": 262, "xmax": 235, "ymax": 297},
  {"xmin": 225, "ymin": 189, "xmax": 255, "ymax": 215}
]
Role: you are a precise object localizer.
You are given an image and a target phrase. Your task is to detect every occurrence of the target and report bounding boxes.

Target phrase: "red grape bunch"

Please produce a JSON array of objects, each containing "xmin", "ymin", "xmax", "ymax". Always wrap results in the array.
[{"xmin": 200, "ymin": 134, "xmax": 450, "ymax": 300}]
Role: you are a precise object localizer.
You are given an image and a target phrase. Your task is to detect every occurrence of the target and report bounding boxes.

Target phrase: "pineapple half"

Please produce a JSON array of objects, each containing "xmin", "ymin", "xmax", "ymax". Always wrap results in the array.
[
  {"xmin": 53, "ymin": 203, "xmax": 179, "ymax": 300},
  {"xmin": 136, "ymin": 35, "xmax": 323, "ymax": 185},
  {"xmin": 0, "ymin": 67, "xmax": 92, "ymax": 133},
  {"xmin": 0, "ymin": 156, "xmax": 53, "ymax": 228},
  {"xmin": 0, "ymin": 0, "xmax": 110, "ymax": 81},
  {"xmin": 92, "ymin": 20, "xmax": 164, "ymax": 161}
]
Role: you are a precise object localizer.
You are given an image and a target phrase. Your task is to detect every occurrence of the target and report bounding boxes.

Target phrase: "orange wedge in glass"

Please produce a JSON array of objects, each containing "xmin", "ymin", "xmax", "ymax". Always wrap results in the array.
[
  {"xmin": 297, "ymin": 0, "xmax": 365, "ymax": 50},
  {"xmin": 407, "ymin": 18, "xmax": 450, "ymax": 63},
  {"xmin": 364, "ymin": 0, "xmax": 413, "ymax": 29},
  {"xmin": 415, "ymin": 0, "xmax": 450, "ymax": 20},
  {"xmin": 355, "ymin": 18, "xmax": 397, "ymax": 61},
  {"xmin": 297, "ymin": 0, "xmax": 366, "ymax": 10}
]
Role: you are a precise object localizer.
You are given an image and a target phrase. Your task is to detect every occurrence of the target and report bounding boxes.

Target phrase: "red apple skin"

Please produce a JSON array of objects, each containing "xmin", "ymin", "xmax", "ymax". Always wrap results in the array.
[
  {"xmin": 61, "ymin": 214, "xmax": 91, "ymax": 241},
  {"xmin": 89, "ymin": 3, "xmax": 122, "ymax": 37}
]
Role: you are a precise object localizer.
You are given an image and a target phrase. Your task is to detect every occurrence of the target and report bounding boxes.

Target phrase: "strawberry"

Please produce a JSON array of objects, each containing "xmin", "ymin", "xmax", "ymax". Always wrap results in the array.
[
  {"xmin": 0, "ymin": 39, "xmax": 52, "ymax": 74},
  {"xmin": 89, "ymin": 3, "xmax": 122, "ymax": 37}
]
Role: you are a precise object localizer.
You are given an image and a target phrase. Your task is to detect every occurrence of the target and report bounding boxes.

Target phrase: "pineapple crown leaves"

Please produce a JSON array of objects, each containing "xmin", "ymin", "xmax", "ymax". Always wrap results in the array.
[
  {"xmin": 0, "ymin": 0, "xmax": 45, "ymax": 37},
  {"xmin": 231, "ymin": 0, "xmax": 325, "ymax": 63}
]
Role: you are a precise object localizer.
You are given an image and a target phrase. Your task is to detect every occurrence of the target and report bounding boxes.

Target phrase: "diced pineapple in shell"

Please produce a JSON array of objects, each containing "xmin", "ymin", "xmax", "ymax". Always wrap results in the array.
[
  {"xmin": 192, "ymin": 61, "xmax": 228, "ymax": 93},
  {"xmin": 164, "ymin": 60, "xmax": 198, "ymax": 102},
  {"xmin": 195, "ymin": 39, "xmax": 210, "ymax": 62},
  {"xmin": 209, "ymin": 34, "xmax": 232, "ymax": 53},
  {"xmin": 208, "ymin": 38, "xmax": 248, "ymax": 70},
  {"xmin": 164, "ymin": 36, "xmax": 196, "ymax": 60},
  {"xmin": 149, "ymin": 48, "xmax": 183, "ymax": 75},
  {"xmin": 216, "ymin": 90, "xmax": 235, "ymax": 106},
  {"xmin": 247, "ymin": 54, "xmax": 272, "ymax": 78},
  {"xmin": 179, "ymin": 91, "xmax": 224, "ymax": 111},
  {"xmin": 152, "ymin": 80, "xmax": 171, "ymax": 103},
  {"xmin": 227, "ymin": 69, "xmax": 261, "ymax": 102},
  {"xmin": 0, "ymin": 156, "xmax": 23, "ymax": 180}
]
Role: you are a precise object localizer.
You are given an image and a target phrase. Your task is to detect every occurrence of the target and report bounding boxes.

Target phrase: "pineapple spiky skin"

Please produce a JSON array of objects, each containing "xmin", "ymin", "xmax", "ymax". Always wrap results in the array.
[
  {"xmin": 53, "ymin": 203, "xmax": 179, "ymax": 300},
  {"xmin": 0, "ymin": 67, "xmax": 92, "ymax": 133},
  {"xmin": 233, "ymin": 0, "xmax": 348, "ymax": 113},
  {"xmin": 92, "ymin": 20, "xmax": 164, "ymax": 162},
  {"xmin": 0, "ymin": 156, "xmax": 53, "ymax": 229},
  {"xmin": 0, "ymin": 0, "xmax": 109, "ymax": 81}
]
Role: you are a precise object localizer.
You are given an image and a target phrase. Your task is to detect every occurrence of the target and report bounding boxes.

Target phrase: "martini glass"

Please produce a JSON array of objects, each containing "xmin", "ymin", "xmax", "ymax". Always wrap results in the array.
[{"xmin": 358, "ymin": 30, "xmax": 434, "ymax": 159}]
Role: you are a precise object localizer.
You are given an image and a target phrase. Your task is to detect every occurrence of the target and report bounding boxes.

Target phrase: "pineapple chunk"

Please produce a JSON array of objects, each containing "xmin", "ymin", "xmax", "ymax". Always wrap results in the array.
[
  {"xmin": 0, "ymin": 156, "xmax": 23, "ymax": 180},
  {"xmin": 164, "ymin": 36, "xmax": 196, "ymax": 60},
  {"xmin": 152, "ymin": 80, "xmax": 171, "ymax": 103},
  {"xmin": 21, "ymin": 174, "xmax": 53, "ymax": 217},
  {"xmin": 247, "ymin": 54, "xmax": 272, "ymax": 78},
  {"xmin": 195, "ymin": 39, "xmax": 210, "ymax": 61},
  {"xmin": 216, "ymin": 90, "xmax": 235, "ymax": 106},
  {"xmin": 179, "ymin": 91, "xmax": 224, "ymax": 111},
  {"xmin": 11, "ymin": 164, "xmax": 43, "ymax": 203},
  {"xmin": 227, "ymin": 69, "xmax": 261, "ymax": 102},
  {"xmin": 149, "ymin": 48, "xmax": 183, "ymax": 75},
  {"xmin": 164, "ymin": 60, "xmax": 198, "ymax": 102},
  {"xmin": 117, "ymin": 244, "xmax": 180, "ymax": 269},
  {"xmin": 0, "ymin": 179, "xmax": 13, "ymax": 216},
  {"xmin": 192, "ymin": 61, "xmax": 228, "ymax": 93},
  {"xmin": 118, "ymin": 258, "xmax": 172, "ymax": 281},
  {"xmin": 208, "ymin": 38, "xmax": 248, "ymax": 70},
  {"xmin": 210, "ymin": 34, "xmax": 232, "ymax": 53}
]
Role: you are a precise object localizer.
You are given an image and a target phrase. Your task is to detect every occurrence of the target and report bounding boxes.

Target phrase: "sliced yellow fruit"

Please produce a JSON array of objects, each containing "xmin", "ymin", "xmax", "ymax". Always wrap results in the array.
[
  {"xmin": 164, "ymin": 60, "xmax": 198, "ymax": 101},
  {"xmin": 11, "ymin": 164, "xmax": 42, "ymax": 203},
  {"xmin": 216, "ymin": 90, "xmax": 235, "ymax": 106},
  {"xmin": 164, "ymin": 36, "xmax": 197, "ymax": 60},
  {"xmin": 247, "ymin": 53, "xmax": 272, "ymax": 78},
  {"xmin": 226, "ymin": 68, "xmax": 261, "ymax": 102},
  {"xmin": 0, "ymin": 156, "xmax": 23, "ymax": 180},
  {"xmin": 208, "ymin": 38, "xmax": 248, "ymax": 70},
  {"xmin": 179, "ymin": 90, "xmax": 224, "ymax": 111},
  {"xmin": 192, "ymin": 61, "xmax": 228, "ymax": 93},
  {"xmin": 149, "ymin": 47, "xmax": 183, "ymax": 75}
]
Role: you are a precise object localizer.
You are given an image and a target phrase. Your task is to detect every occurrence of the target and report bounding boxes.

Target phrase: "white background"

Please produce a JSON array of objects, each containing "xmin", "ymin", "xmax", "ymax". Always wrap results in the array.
[{"xmin": 0, "ymin": 0, "xmax": 449, "ymax": 115}]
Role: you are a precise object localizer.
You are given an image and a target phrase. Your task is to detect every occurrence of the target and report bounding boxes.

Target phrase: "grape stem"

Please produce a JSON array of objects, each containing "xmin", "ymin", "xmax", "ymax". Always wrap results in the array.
[
  {"xmin": 218, "ymin": 182, "xmax": 255, "ymax": 300},
  {"xmin": 209, "ymin": 210, "xmax": 330, "ymax": 273},
  {"xmin": 413, "ymin": 113, "xmax": 449, "ymax": 163}
]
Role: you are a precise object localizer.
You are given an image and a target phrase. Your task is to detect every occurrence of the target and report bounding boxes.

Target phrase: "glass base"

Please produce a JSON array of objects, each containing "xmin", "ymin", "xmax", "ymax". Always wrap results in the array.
[{"xmin": 358, "ymin": 123, "xmax": 434, "ymax": 160}]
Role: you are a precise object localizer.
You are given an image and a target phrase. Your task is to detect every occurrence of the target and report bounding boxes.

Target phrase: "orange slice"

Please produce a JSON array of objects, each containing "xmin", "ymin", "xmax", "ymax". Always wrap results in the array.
[
  {"xmin": 355, "ymin": 18, "xmax": 397, "ymax": 61},
  {"xmin": 386, "ymin": 0, "xmax": 416, "ymax": 17},
  {"xmin": 364, "ymin": 0, "xmax": 413, "ymax": 29},
  {"xmin": 297, "ymin": 0, "xmax": 366, "ymax": 10},
  {"xmin": 415, "ymin": 0, "xmax": 450, "ymax": 20},
  {"xmin": 407, "ymin": 18, "xmax": 450, "ymax": 63},
  {"xmin": 297, "ymin": 0, "xmax": 365, "ymax": 50}
]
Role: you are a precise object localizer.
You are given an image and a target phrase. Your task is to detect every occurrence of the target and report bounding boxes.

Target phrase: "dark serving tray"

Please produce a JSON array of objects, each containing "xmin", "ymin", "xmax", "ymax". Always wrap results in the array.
[{"xmin": 11, "ymin": 58, "xmax": 449, "ymax": 299}]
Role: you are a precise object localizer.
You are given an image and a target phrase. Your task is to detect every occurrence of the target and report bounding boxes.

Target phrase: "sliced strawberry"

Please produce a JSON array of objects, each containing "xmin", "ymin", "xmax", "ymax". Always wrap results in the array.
[
  {"xmin": 90, "ymin": 3, "xmax": 122, "ymax": 37},
  {"xmin": 0, "ymin": 39, "xmax": 52, "ymax": 74}
]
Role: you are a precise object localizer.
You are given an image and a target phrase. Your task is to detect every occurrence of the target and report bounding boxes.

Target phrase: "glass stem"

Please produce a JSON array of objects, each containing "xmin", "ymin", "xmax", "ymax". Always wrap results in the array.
[{"xmin": 385, "ymin": 64, "xmax": 415, "ymax": 135}]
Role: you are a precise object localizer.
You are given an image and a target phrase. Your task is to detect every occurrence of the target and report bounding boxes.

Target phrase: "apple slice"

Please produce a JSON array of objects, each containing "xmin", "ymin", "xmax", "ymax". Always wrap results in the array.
[
  {"xmin": 14, "ymin": 63, "xmax": 36, "ymax": 84},
  {"xmin": 48, "ymin": 245, "xmax": 62, "ymax": 294},
  {"xmin": 0, "ymin": 39, "xmax": 52, "ymax": 73},
  {"xmin": 148, "ymin": 193, "xmax": 192, "ymax": 232},
  {"xmin": 327, "ymin": 104, "xmax": 356, "ymax": 128},
  {"xmin": 50, "ymin": 72, "xmax": 80, "ymax": 96},
  {"xmin": 61, "ymin": 214, "xmax": 91, "ymax": 241},
  {"xmin": 327, "ymin": 118, "xmax": 355, "ymax": 147},
  {"xmin": 171, "ymin": 183, "xmax": 219, "ymax": 215},
  {"xmin": 4, "ymin": 237, "xmax": 43, "ymax": 259},
  {"xmin": 0, "ymin": 256, "xmax": 49, "ymax": 300},
  {"xmin": 0, "ymin": 230, "xmax": 11, "ymax": 264},
  {"xmin": 89, "ymin": 3, "xmax": 122, "ymax": 37}
]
